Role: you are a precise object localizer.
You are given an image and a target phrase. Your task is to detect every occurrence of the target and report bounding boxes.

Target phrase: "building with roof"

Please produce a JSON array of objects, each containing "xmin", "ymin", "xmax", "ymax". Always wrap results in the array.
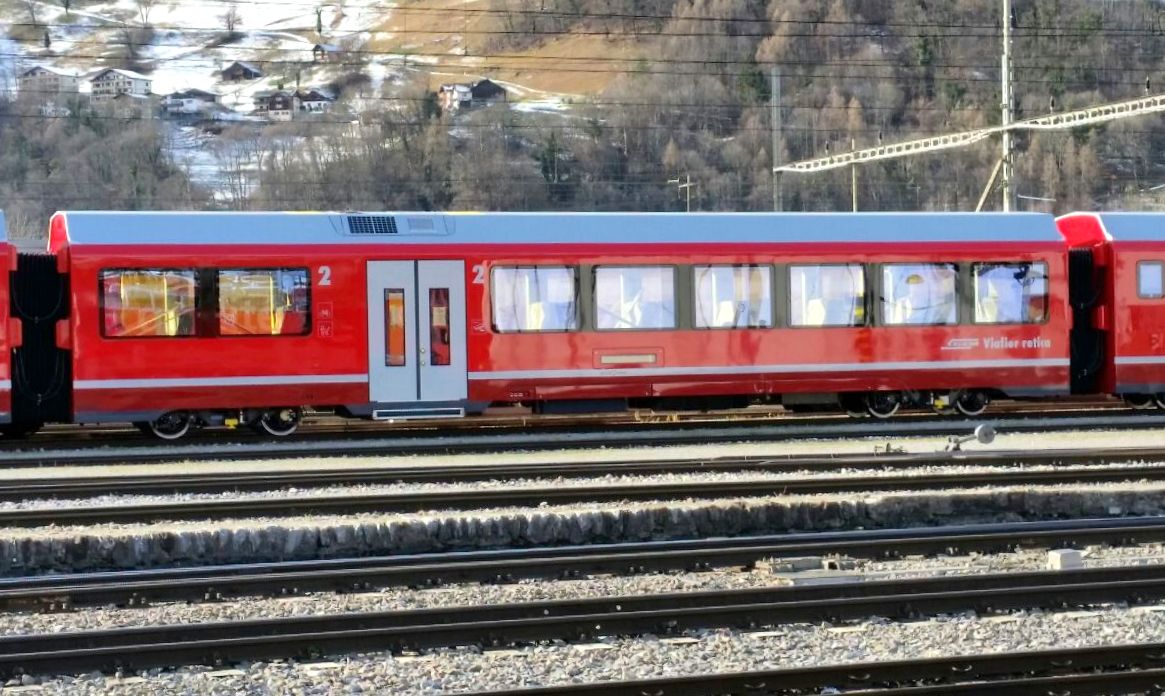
[
  {"xmin": 18, "ymin": 65, "xmax": 81, "ymax": 96},
  {"xmin": 89, "ymin": 68, "xmax": 152, "ymax": 102},
  {"xmin": 162, "ymin": 89, "xmax": 221, "ymax": 115},
  {"xmin": 296, "ymin": 87, "xmax": 335, "ymax": 113},
  {"xmin": 437, "ymin": 79, "xmax": 507, "ymax": 113},
  {"xmin": 221, "ymin": 61, "xmax": 263, "ymax": 81}
]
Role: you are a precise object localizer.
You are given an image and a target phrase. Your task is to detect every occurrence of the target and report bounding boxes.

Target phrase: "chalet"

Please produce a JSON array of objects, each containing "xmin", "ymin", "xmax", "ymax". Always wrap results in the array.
[
  {"xmin": 437, "ymin": 78, "xmax": 507, "ymax": 113},
  {"xmin": 89, "ymin": 68, "xmax": 152, "ymax": 102},
  {"xmin": 17, "ymin": 65, "xmax": 81, "ymax": 95},
  {"xmin": 221, "ymin": 61, "xmax": 263, "ymax": 81},
  {"xmin": 264, "ymin": 91, "xmax": 299, "ymax": 121},
  {"xmin": 311, "ymin": 44, "xmax": 340, "ymax": 63},
  {"xmin": 109, "ymin": 92, "xmax": 157, "ymax": 119},
  {"xmin": 162, "ymin": 88, "xmax": 220, "ymax": 115},
  {"xmin": 296, "ymin": 87, "xmax": 335, "ymax": 113}
]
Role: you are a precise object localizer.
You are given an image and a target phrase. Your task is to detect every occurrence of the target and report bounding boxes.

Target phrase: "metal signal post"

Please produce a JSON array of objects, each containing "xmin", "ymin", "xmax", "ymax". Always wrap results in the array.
[{"xmin": 1001, "ymin": 0, "xmax": 1015, "ymax": 211}]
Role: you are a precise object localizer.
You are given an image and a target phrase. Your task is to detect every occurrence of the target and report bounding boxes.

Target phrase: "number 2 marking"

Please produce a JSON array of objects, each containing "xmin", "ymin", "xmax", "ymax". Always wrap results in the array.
[
  {"xmin": 318, "ymin": 265, "xmax": 332, "ymax": 286},
  {"xmin": 472, "ymin": 264, "xmax": 486, "ymax": 285}
]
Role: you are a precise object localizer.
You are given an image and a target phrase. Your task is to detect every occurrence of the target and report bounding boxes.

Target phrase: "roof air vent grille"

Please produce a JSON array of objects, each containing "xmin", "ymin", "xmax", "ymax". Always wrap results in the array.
[{"xmin": 347, "ymin": 215, "xmax": 398, "ymax": 235}]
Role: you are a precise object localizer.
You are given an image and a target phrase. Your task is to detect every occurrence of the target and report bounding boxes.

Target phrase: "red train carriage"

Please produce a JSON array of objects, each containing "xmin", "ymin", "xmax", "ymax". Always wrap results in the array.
[
  {"xmin": 17, "ymin": 210, "xmax": 1073, "ymax": 439},
  {"xmin": 0, "ymin": 211, "xmax": 15, "ymax": 433},
  {"xmin": 1057, "ymin": 213, "xmax": 1165, "ymax": 407}
]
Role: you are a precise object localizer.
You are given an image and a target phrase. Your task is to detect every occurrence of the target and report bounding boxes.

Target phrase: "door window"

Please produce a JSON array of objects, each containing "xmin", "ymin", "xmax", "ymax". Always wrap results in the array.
[
  {"xmin": 429, "ymin": 288, "xmax": 451, "ymax": 366},
  {"xmin": 385, "ymin": 289, "xmax": 406, "ymax": 366}
]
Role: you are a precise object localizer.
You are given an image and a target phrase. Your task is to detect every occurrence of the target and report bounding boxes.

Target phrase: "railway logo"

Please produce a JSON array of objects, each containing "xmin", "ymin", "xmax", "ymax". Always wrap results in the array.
[{"xmin": 941, "ymin": 338, "xmax": 980, "ymax": 351}]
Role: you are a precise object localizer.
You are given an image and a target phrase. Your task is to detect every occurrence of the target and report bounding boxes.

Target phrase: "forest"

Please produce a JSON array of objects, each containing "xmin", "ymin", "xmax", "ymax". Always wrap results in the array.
[{"xmin": 1, "ymin": 0, "xmax": 1163, "ymax": 237}]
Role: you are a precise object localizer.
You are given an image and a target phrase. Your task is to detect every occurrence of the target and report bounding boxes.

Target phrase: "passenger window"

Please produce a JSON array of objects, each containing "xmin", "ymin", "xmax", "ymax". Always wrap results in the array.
[
  {"xmin": 595, "ymin": 266, "xmax": 676, "ymax": 330},
  {"xmin": 491, "ymin": 266, "xmax": 578, "ymax": 333},
  {"xmin": 1139, "ymin": 261, "xmax": 1164, "ymax": 299},
  {"xmin": 882, "ymin": 263, "xmax": 958, "ymax": 326},
  {"xmin": 974, "ymin": 263, "xmax": 1049, "ymax": 324},
  {"xmin": 789, "ymin": 265, "xmax": 865, "ymax": 327},
  {"xmin": 100, "ymin": 269, "xmax": 197, "ymax": 338},
  {"xmin": 694, "ymin": 265, "xmax": 772, "ymax": 329},
  {"xmin": 218, "ymin": 268, "xmax": 311, "ymax": 336}
]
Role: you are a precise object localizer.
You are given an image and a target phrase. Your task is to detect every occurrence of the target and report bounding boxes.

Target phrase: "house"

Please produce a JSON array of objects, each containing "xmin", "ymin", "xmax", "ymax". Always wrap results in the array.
[
  {"xmin": 470, "ymin": 78, "xmax": 506, "ymax": 102},
  {"xmin": 263, "ymin": 91, "xmax": 299, "ymax": 121},
  {"xmin": 437, "ymin": 78, "xmax": 507, "ymax": 113},
  {"xmin": 221, "ymin": 61, "xmax": 263, "ymax": 81},
  {"xmin": 162, "ymin": 88, "xmax": 220, "ymax": 115},
  {"xmin": 296, "ymin": 87, "xmax": 335, "ymax": 113},
  {"xmin": 89, "ymin": 68, "xmax": 152, "ymax": 102},
  {"xmin": 251, "ymin": 89, "xmax": 277, "ymax": 112},
  {"xmin": 109, "ymin": 91, "xmax": 158, "ymax": 119},
  {"xmin": 17, "ymin": 65, "xmax": 81, "ymax": 95},
  {"xmin": 311, "ymin": 44, "xmax": 340, "ymax": 63},
  {"xmin": 438, "ymin": 83, "xmax": 472, "ymax": 112}
]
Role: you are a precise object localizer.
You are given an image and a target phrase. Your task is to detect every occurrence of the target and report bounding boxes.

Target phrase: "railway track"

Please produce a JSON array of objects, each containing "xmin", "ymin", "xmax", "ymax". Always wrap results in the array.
[
  {"xmin": 5, "ymin": 562, "xmax": 1165, "ymax": 680},
  {"xmin": 5, "ymin": 460, "xmax": 1165, "ymax": 527},
  {"xmin": 7, "ymin": 445, "xmax": 1165, "ymax": 501},
  {"xmin": 2, "ymin": 408, "xmax": 1164, "ymax": 469},
  {"xmin": 4, "ymin": 516, "xmax": 1164, "ymax": 610},
  {"xmin": 464, "ymin": 643, "xmax": 1165, "ymax": 695}
]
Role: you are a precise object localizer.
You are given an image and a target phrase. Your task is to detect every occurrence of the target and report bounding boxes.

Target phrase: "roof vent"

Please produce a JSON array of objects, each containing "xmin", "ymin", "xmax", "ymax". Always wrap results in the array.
[{"xmin": 347, "ymin": 215, "xmax": 398, "ymax": 235}]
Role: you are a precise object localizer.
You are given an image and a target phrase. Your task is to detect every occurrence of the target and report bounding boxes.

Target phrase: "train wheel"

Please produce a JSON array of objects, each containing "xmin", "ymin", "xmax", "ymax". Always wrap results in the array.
[
  {"xmin": 1125, "ymin": 394, "xmax": 1156, "ymax": 410},
  {"xmin": 140, "ymin": 412, "xmax": 193, "ymax": 440},
  {"xmin": 254, "ymin": 408, "xmax": 301, "ymax": 437},
  {"xmin": 865, "ymin": 392, "xmax": 901, "ymax": 419},
  {"xmin": 954, "ymin": 391, "xmax": 990, "ymax": 417}
]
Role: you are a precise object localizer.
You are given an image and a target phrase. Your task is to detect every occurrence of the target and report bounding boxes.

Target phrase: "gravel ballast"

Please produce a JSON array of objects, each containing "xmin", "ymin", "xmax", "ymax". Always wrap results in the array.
[
  {"xmin": 3, "ymin": 482, "xmax": 1163, "ymax": 574},
  {"xmin": 12, "ymin": 602, "xmax": 1165, "ymax": 694},
  {"xmin": 5, "ymin": 545, "xmax": 1165, "ymax": 637}
]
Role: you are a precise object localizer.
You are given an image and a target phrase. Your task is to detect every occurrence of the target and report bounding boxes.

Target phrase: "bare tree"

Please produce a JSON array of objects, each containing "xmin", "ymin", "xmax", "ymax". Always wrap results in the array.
[
  {"xmin": 221, "ymin": 4, "xmax": 241, "ymax": 34},
  {"xmin": 22, "ymin": 0, "xmax": 39, "ymax": 25},
  {"xmin": 136, "ymin": 0, "xmax": 157, "ymax": 27},
  {"xmin": 60, "ymin": 0, "xmax": 71, "ymax": 17}
]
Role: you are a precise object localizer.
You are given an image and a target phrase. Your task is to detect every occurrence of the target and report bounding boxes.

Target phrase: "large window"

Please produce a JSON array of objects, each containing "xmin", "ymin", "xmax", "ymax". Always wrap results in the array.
[
  {"xmin": 101, "ymin": 269, "xmax": 197, "ymax": 338},
  {"xmin": 974, "ymin": 263, "xmax": 1049, "ymax": 324},
  {"xmin": 491, "ymin": 266, "xmax": 579, "ymax": 333},
  {"xmin": 882, "ymin": 263, "xmax": 958, "ymax": 326},
  {"xmin": 1139, "ymin": 261, "xmax": 1164, "ymax": 299},
  {"xmin": 218, "ymin": 268, "xmax": 310, "ymax": 336},
  {"xmin": 789, "ymin": 265, "xmax": 865, "ymax": 327},
  {"xmin": 694, "ymin": 265, "xmax": 772, "ymax": 329},
  {"xmin": 595, "ymin": 266, "xmax": 676, "ymax": 330}
]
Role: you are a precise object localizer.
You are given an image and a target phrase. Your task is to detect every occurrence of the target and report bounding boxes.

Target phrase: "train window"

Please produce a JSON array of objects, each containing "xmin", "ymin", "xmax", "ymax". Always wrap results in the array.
[
  {"xmin": 100, "ymin": 269, "xmax": 198, "ymax": 338},
  {"xmin": 217, "ymin": 268, "xmax": 311, "ymax": 336},
  {"xmin": 881, "ymin": 263, "xmax": 959, "ymax": 326},
  {"xmin": 491, "ymin": 266, "xmax": 579, "ymax": 333},
  {"xmin": 595, "ymin": 266, "xmax": 676, "ymax": 330},
  {"xmin": 789, "ymin": 265, "xmax": 865, "ymax": 328},
  {"xmin": 693, "ymin": 266, "xmax": 772, "ymax": 329},
  {"xmin": 1139, "ymin": 262, "xmax": 1165, "ymax": 299},
  {"xmin": 973, "ymin": 263, "xmax": 1049, "ymax": 324}
]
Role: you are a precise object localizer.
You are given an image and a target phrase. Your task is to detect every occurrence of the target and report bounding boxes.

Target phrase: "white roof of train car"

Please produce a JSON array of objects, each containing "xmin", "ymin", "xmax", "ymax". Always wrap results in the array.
[{"xmin": 51, "ymin": 211, "xmax": 1064, "ymax": 247}]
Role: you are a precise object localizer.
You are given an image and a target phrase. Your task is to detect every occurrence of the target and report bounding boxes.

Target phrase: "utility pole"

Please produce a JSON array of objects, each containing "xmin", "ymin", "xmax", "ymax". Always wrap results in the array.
[
  {"xmin": 850, "ymin": 138, "xmax": 858, "ymax": 212},
  {"xmin": 669, "ymin": 175, "xmax": 694, "ymax": 212},
  {"xmin": 1001, "ymin": 0, "xmax": 1014, "ymax": 211},
  {"xmin": 770, "ymin": 66, "xmax": 782, "ymax": 211}
]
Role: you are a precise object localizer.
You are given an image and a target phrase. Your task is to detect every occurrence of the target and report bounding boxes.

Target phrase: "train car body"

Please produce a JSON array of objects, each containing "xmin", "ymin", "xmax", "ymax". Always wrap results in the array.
[
  {"xmin": 28, "ymin": 210, "xmax": 1074, "ymax": 435},
  {"xmin": 1057, "ymin": 212, "xmax": 1165, "ymax": 405},
  {"xmin": 0, "ymin": 212, "xmax": 14, "ymax": 427}
]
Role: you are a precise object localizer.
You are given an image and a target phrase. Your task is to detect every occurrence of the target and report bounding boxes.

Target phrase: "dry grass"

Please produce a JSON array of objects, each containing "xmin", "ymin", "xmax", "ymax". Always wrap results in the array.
[{"xmin": 369, "ymin": 0, "xmax": 651, "ymax": 97}]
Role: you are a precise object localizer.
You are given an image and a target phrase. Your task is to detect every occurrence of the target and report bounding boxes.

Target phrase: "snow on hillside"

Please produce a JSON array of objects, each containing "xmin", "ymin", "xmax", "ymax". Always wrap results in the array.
[{"xmin": 3, "ymin": 0, "xmax": 578, "ymax": 199}]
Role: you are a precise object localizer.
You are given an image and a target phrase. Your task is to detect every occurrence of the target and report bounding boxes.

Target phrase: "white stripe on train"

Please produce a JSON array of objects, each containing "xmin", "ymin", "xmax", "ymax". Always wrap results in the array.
[{"xmin": 71, "ymin": 358, "xmax": 1070, "ymax": 389}]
